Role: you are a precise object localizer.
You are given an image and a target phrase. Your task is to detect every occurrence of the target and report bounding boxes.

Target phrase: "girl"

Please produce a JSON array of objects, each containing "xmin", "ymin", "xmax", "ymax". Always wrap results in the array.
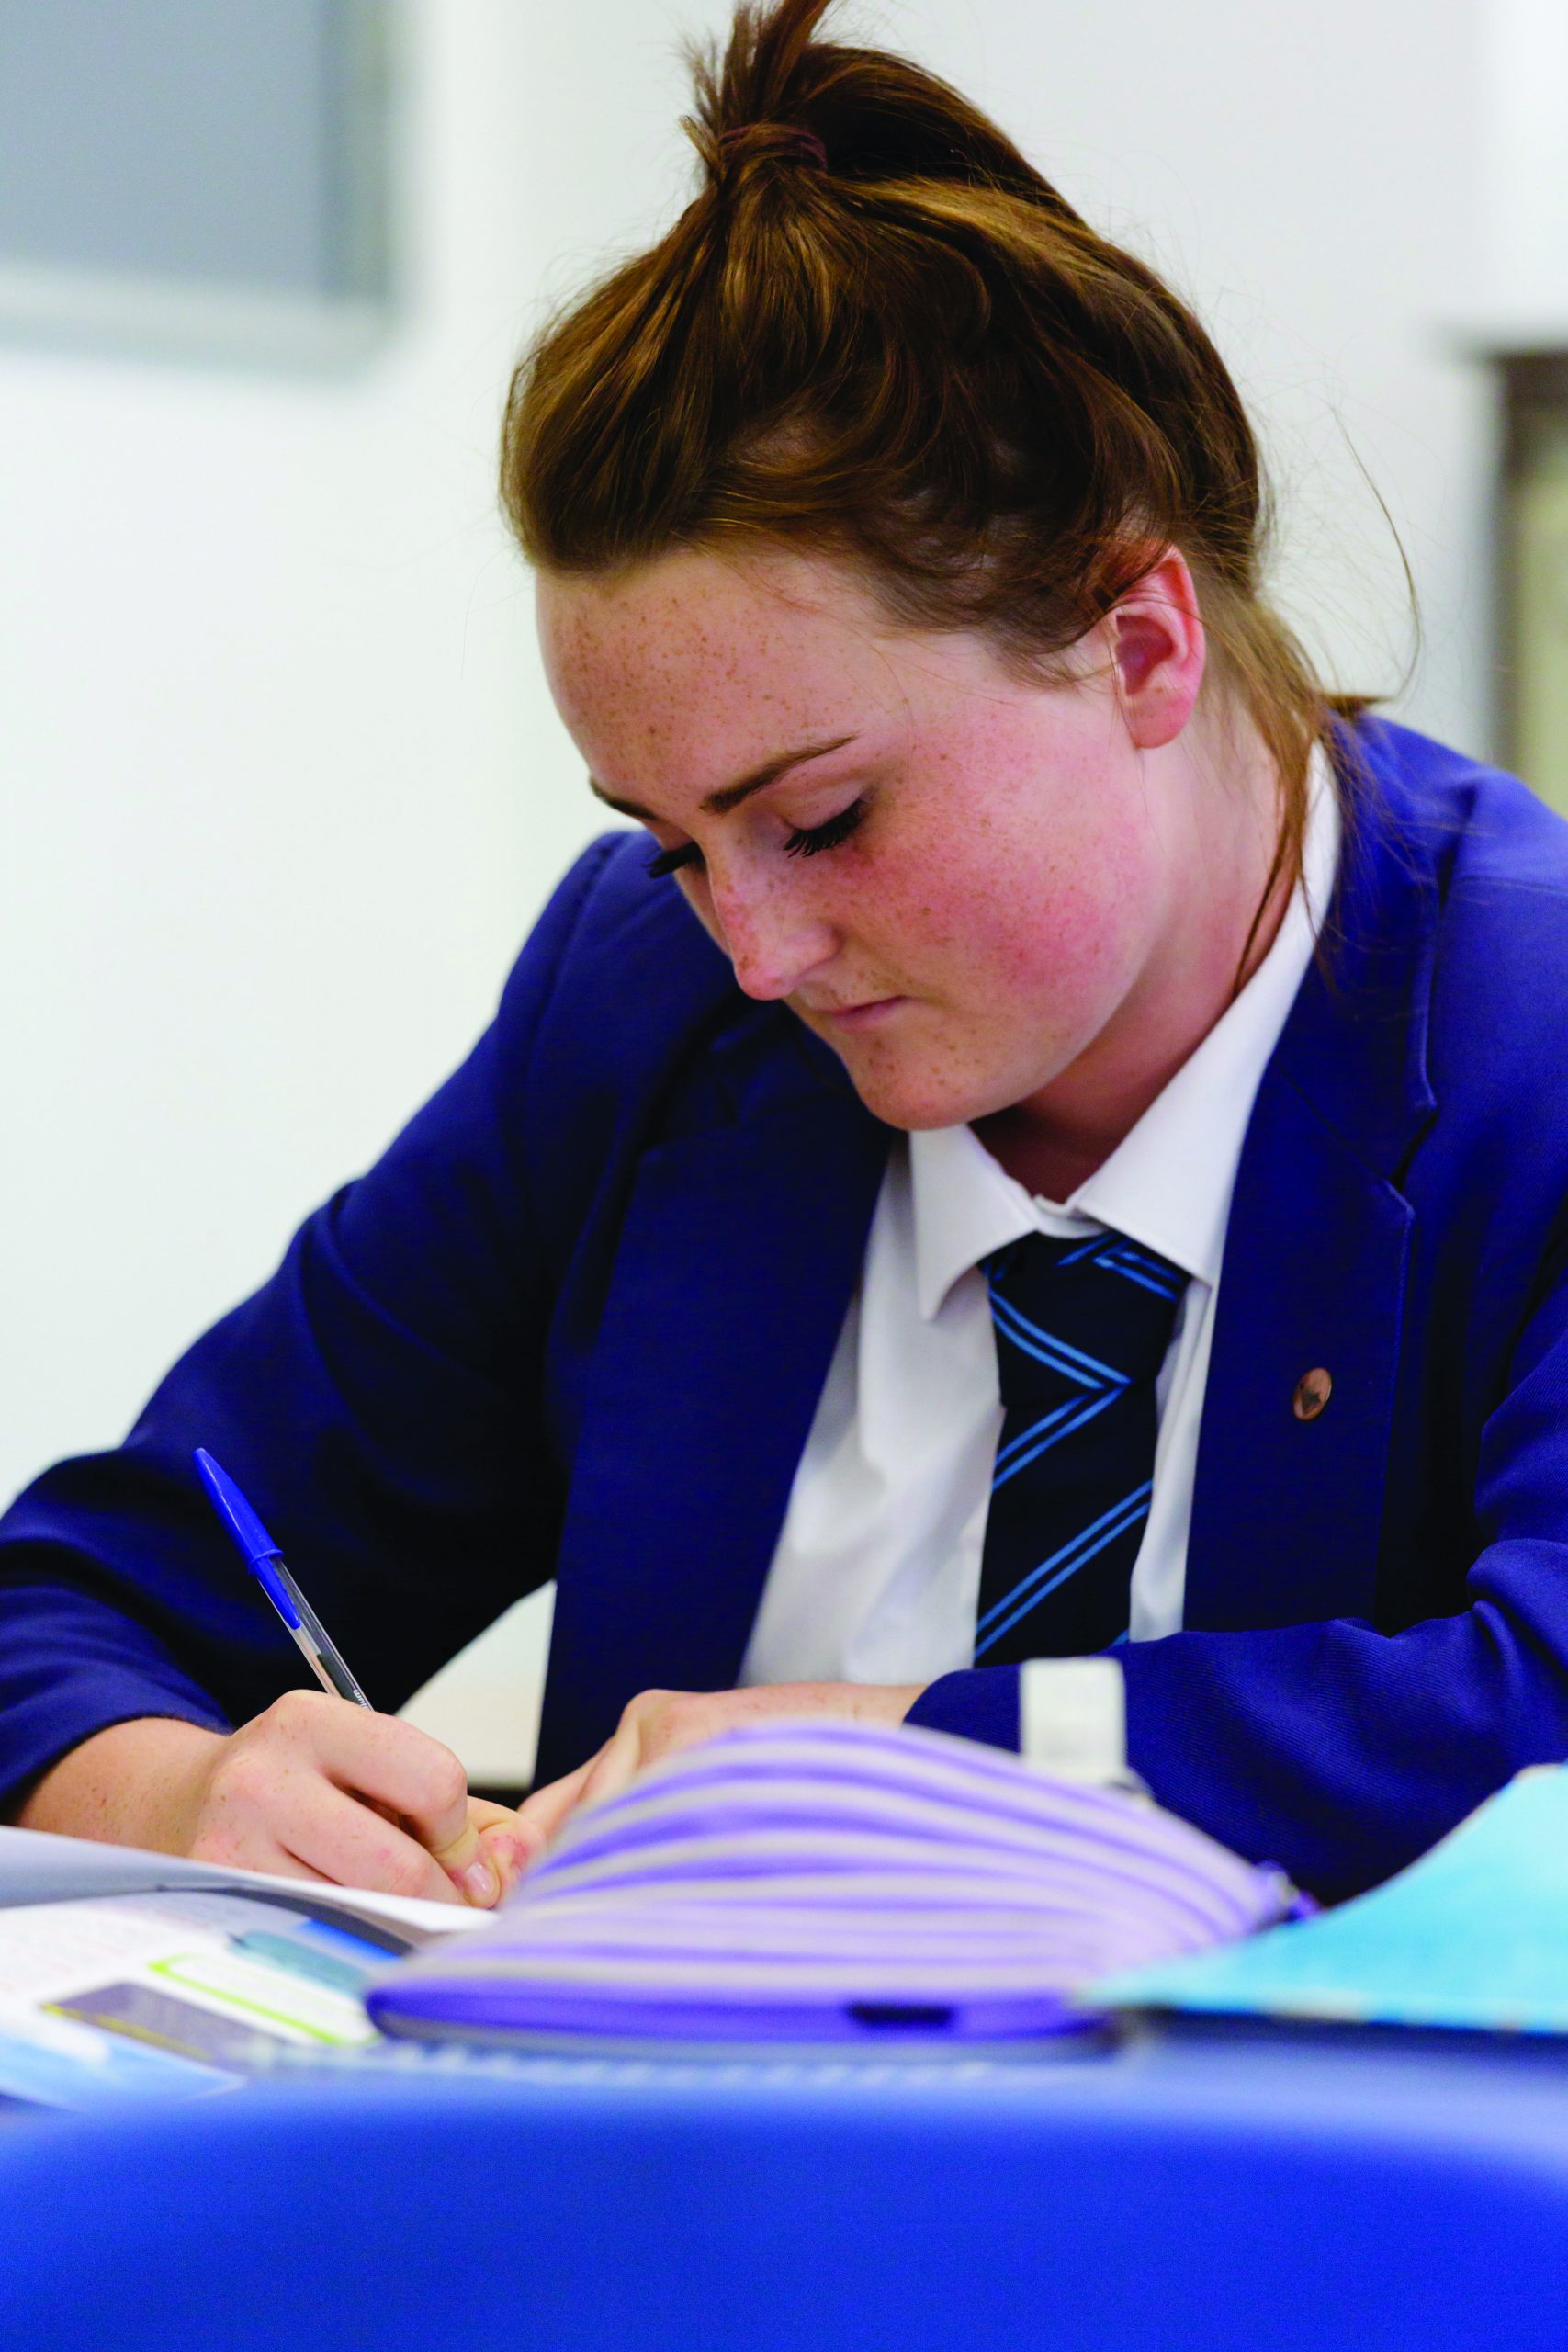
[{"xmin": 5, "ymin": 0, "xmax": 1565, "ymax": 1907}]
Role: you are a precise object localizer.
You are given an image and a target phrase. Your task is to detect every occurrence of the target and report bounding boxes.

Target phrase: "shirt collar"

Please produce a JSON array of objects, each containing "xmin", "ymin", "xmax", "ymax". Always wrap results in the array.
[{"xmin": 908, "ymin": 745, "xmax": 1340, "ymax": 1319}]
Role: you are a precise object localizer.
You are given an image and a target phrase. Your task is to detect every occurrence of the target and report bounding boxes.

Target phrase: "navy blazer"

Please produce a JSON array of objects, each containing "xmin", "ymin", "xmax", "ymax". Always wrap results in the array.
[{"xmin": 6, "ymin": 718, "xmax": 1568, "ymax": 1900}]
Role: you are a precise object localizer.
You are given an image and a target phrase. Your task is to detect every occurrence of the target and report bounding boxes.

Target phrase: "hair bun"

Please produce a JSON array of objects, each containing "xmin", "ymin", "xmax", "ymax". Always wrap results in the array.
[{"xmin": 716, "ymin": 120, "xmax": 829, "ymax": 180}]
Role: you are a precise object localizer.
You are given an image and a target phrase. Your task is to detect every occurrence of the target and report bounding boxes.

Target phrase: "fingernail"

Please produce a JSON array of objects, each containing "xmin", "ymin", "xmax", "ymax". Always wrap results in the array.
[{"xmin": 459, "ymin": 1855, "xmax": 500, "ymax": 1907}]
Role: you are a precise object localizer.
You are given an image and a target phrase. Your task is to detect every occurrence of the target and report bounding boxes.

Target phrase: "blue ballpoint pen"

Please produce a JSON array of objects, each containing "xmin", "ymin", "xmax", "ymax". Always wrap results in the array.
[{"xmin": 194, "ymin": 1447, "xmax": 371, "ymax": 1708}]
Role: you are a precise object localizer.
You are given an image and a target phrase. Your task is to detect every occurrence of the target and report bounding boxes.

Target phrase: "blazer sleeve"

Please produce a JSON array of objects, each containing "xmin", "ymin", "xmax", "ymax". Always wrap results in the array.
[
  {"xmin": 914, "ymin": 1253, "xmax": 1568, "ymax": 1903},
  {"xmin": 904, "ymin": 1667, "xmax": 1021, "ymax": 1752},
  {"xmin": 0, "ymin": 835, "xmax": 623, "ymax": 1814}
]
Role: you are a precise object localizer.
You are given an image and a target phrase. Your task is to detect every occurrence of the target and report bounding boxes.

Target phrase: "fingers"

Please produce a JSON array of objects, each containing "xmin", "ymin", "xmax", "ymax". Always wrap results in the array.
[
  {"xmin": 512, "ymin": 1691, "xmax": 682, "ymax": 1847},
  {"xmin": 465, "ymin": 1797, "xmax": 525, "ymax": 1837},
  {"xmin": 208, "ymin": 1839, "xmax": 338, "ymax": 1888},
  {"xmin": 514, "ymin": 1754, "xmax": 599, "ymax": 1849},
  {"xmin": 426, "ymin": 1808, "xmax": 500, "ymax": 1909},
  {"xmin": 572, "ymin": 1712, "xmax": 655, "ymax": 1813},
  {"xmin": 285, "ymin": 1781, "xmax": 470, "ymax": 1905},
  {"xmin": 193, "ymin": 1768, "xmax": 463, "ymax": 1905},
  {"xmin": 197, "ymin": 1692, "xmax": 507, "ymax": 1907},
  {"xmin": 509, "ymin": 1684, "xmax": 914, "ymax": 1849},
  {"xmin": 468, "ymin": 1808, "xmax": 543, "ymax": 1901},
  {"xmin": 284, "ymin": 1695, "xmax": 473, "ymax": 1859},
  {"xmin": 433, "ymin": 1800, "xmax": 542, "ymax": 1906},
  {"xmin": 316, "ymin": 1698, "xmax": 483, "ymax": 1898},
  {"xmin": 467, "ymin": 1797, "xmax": 545, "ymax": 1874}
]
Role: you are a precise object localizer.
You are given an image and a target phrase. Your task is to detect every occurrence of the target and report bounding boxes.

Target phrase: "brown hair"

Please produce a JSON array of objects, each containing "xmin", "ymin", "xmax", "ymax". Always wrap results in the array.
[{"xmin": 502, "ymin": 0, "xmax": 1362, "ymax": 932}]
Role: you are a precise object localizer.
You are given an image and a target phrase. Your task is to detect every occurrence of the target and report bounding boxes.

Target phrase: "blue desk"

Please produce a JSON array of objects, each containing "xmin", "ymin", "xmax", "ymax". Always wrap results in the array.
[{"xmin": 2, "ymin": 2019, "xmax": 1567, "ymax": 2350}]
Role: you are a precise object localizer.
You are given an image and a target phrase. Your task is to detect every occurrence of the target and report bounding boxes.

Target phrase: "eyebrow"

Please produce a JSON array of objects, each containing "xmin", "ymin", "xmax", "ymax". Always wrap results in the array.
[{"xmin": 588, "ymin": 733, "xmax": 858, "ymax": 822}]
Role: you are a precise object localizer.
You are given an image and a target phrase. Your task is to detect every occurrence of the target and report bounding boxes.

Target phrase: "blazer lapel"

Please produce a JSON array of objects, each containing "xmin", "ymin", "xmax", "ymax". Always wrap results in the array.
[
  {"xmin": 1186, "ymin": 727, "xmax": 1439, "ymax": 1630},
  {"xmin": 1186, "ymin": 1087, "xmax": 1416, "ymax": 1628},
  {"xmin": 536, "ymin": 1023, "xmax": 889, "ymax": 1781}
]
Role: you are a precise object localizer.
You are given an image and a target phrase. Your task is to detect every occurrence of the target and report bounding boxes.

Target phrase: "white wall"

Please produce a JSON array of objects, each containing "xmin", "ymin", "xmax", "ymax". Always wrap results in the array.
[
  {"xmin": 0, "ymin": 1, "xmax": 1526, "ymax": 1774},
  {"xmin": 1485, "ymin": 0, "xmax": 1568, "ymax": 334},
  {"xmin": 0, "ymin": 3, "xmax": 587, "ymax": 1501}
]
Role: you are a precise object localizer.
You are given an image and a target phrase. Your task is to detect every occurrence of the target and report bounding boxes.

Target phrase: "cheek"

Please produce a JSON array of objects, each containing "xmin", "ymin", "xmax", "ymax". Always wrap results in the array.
[
  {"xmin": 998, "ymin": 865, "xmax": 1149, "ymax": 1006},
  {"xmin": 870, "ymin": 822, "xmax": 1154, "ymax": 1008}
]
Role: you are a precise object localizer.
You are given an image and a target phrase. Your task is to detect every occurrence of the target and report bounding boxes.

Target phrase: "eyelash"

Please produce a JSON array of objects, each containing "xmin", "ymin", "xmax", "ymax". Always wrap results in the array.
[{"xmin": 645, "ymin": 797, "xmax": 869, "ymax": 881}]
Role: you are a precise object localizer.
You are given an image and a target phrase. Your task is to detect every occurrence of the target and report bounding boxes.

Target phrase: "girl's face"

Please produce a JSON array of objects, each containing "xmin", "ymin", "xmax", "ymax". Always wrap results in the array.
[{"xmin": 537, "ymin": 544, "xmax": 1261, "ymax": 1148}]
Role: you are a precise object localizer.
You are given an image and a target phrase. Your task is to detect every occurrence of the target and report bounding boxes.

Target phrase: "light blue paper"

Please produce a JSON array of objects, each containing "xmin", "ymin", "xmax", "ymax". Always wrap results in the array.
[
  {"xmin": 1093, "ymin": 1767, "xmax": 1568, "ymax": 2033},
  {"xmin": 0, "ymin": 2026, "xmax": 233, "ymax": 2110}
]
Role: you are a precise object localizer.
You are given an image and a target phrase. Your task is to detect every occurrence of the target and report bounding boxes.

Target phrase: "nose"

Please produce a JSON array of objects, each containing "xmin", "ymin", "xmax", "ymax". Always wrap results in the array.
[{"xmin": 706, "ymin": 865, "xmax": 839, "ymax": 1002}]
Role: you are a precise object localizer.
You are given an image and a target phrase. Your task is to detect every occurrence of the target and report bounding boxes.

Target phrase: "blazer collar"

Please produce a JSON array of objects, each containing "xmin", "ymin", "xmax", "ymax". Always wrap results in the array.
[{"xmin": 1273, "ymin": 718, "xmax": 1440, "ymax": 1177}]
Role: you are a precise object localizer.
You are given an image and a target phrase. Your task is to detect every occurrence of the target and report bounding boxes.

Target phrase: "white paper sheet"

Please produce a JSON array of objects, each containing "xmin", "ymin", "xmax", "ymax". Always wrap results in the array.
[{"xmin": 0, "ymin": 1824, "xmax": 492, "ymax": 1937}]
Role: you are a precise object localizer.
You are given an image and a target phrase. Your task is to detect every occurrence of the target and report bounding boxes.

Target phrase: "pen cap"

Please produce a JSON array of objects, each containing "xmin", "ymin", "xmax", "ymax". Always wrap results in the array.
[
  {"xmin": 194, "ymin": 1448, "xmax": 284, "ymax": 1571},
  {"xmin": 193, "ymin": 1448, "xmax": 308, "ymax": 1636}
]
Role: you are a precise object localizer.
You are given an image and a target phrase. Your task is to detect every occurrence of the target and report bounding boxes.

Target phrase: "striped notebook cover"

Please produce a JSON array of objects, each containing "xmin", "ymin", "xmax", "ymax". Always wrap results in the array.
[{"xmin": 366, "ymin": 1722, "xmax": 1296, "ymax": 2052}]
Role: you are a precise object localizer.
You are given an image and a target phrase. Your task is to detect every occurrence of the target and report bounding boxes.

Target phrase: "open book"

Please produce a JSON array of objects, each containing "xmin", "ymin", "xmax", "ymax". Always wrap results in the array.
[
  {"xmin": 366, "ymin": 1720, "xmax": 1297, "ymax": 2055},
  {"xmin": 0, "ymin": 1826, "xmax": 486, "ymax": 2116}
]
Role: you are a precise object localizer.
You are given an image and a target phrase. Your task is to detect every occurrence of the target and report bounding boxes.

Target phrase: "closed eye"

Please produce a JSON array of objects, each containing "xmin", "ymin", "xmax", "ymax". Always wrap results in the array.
[
  {"xmin": 645, "ymin": 840, "xmax": 702, "ymax": 879},
  {"xmin": 783, "ymin": 797, "xmax": 867, "ymax": 859},
  {"xmin": 645, "ymin": 797, "xmax": 868, "ymax": 882}
]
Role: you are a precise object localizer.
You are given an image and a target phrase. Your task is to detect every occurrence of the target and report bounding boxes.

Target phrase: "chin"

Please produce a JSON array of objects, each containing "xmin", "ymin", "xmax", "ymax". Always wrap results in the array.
[
  {"xmin": 837, "ymin": 1037, "xmax": 1069, "ymax": 1134},
  {"xmin": 839, "ymin": 1062, "xmax": 997, "ymax": 1134}
]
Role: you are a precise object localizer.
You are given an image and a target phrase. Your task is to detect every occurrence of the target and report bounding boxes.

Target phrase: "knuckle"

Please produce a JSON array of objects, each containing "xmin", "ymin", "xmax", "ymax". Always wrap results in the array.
[
  {"xmin": 209, "ymin": 1746, "xmax": 269, "ymax": 1815},
  {"xmin": 425, "ymin": 1745, "xmax": 468, "ymax": 1817},
  {"xmin": 378, "ymin": 1843, "xmax": 433, "ymax": 1900},
  {"xmin": 266, "ymin": 1688, "xmax": 325, "ymax": 1738},
  {"xmin": 626, "ymin": 1688, "xmax": 672, "ymax": 1724}
]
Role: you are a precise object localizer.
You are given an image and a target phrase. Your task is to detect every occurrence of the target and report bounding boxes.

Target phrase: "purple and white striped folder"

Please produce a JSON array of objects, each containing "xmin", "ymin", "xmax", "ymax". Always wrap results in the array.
[{"xmin": 366, "ymin": 1721, "xmax": 1296, "ymax": 2051}]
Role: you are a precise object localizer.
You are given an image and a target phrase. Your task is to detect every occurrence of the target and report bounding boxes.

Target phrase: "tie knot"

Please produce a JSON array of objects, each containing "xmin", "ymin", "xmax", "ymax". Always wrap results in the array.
[{"xmin": 986, "ymin": 1229, "xmax": 1188, "ymax": 1396}]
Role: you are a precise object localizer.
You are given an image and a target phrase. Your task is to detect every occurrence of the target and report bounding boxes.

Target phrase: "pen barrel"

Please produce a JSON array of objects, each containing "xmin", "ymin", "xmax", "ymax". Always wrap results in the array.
[{"xmin": 273, "ymin": 1562, "xmax": 371, "ymax": 1708}]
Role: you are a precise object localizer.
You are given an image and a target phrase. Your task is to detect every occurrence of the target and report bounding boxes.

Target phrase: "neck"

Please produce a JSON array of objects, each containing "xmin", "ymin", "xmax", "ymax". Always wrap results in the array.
[{"xmin": 976, "ymin": 718, "xmax": 1292, "ymax": 1200}]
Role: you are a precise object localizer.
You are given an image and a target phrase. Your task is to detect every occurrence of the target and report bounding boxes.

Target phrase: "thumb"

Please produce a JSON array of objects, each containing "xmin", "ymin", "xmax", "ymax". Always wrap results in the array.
[
  {"xmin": 429, "ymin": 1798, "xmax": 507, "ymax": 1908},
  {"xmin": 468, "ymin": 1796, "xmax": 545, "ymax": 1894}
]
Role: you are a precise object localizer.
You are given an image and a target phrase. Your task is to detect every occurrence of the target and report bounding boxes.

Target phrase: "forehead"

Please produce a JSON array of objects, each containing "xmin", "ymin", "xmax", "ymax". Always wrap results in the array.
[{"xmin": 536, "ymin": 546, "xmax": 911, "ymax": 794}]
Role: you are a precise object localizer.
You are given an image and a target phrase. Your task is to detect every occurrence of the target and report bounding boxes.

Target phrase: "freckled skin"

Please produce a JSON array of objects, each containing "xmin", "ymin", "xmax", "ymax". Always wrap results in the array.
[{"xmin": 537, "ymin": 545, "xmax": 1284, "ymax": 1199}]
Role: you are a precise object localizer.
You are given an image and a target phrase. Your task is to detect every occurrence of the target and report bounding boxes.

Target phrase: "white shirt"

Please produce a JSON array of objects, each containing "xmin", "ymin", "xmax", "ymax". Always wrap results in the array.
[{"xmin": 740, "ymin": 752, "xmax": 1339, "ymax": 1778}]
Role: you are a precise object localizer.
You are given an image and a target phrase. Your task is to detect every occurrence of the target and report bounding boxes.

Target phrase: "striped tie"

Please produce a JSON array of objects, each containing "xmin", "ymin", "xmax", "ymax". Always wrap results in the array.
[{"xmin": 974, "ymin": 1230, "xmax": 1188, "ymax": 1664}]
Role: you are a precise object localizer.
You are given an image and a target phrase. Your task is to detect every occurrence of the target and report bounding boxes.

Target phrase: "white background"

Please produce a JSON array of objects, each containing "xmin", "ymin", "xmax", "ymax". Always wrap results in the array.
[{"xmin": 3, "ymin": 0, "xmax": 1564, "ymax": 1779}]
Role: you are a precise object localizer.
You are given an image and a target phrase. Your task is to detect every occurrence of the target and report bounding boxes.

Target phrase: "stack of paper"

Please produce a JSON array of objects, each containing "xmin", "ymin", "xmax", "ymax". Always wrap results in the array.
[{"xmin": 367, "ymin": 1721, "xmax": 1295, "ymax": 2052}]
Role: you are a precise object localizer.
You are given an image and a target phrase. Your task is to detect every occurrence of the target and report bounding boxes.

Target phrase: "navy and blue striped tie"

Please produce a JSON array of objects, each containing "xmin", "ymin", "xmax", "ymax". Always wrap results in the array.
[{"xmin": 974, "ymin": 1230, "xmax": 1189, "ymax": 1664}]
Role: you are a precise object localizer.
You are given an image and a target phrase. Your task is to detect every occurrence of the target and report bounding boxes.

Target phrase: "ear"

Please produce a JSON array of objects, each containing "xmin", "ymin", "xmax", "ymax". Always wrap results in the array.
[{"xmin": 1105, "ymin": 548, "xmax": 1207, "ymax": 751}]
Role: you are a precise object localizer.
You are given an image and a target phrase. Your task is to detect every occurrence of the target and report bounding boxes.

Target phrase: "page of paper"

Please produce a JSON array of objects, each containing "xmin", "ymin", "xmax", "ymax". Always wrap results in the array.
[
  {"xmin": 0, "ymin": 1887, "xmax": 421, "ymax": 2113},
  {"xmin": 0, "ymin": 1824, "xmax": 493, "ymax": 1939}
]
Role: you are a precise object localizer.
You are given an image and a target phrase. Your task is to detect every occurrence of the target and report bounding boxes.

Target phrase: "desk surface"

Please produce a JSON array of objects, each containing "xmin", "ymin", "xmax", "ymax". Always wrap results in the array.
[{"xmin": 3, "ymin": 2018, "xmax": 1567, "ymax": 2352}]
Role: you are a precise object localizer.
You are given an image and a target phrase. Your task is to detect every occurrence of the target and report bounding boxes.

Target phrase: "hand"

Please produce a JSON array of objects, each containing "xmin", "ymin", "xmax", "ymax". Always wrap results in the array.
[
  {"xmin": 20, "ymin": 1698, "xmax": 542, "ymax": 1908},
  {"xmin": 515, "ymin": 1680, "xmax": 924, "ymax": 1851}
]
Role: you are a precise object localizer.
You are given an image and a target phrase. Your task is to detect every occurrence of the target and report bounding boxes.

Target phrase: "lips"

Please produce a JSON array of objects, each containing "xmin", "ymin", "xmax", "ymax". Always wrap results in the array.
[{"xmin": 807, "ymin": 995, "xmax": 907, "ymax": 1030}]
